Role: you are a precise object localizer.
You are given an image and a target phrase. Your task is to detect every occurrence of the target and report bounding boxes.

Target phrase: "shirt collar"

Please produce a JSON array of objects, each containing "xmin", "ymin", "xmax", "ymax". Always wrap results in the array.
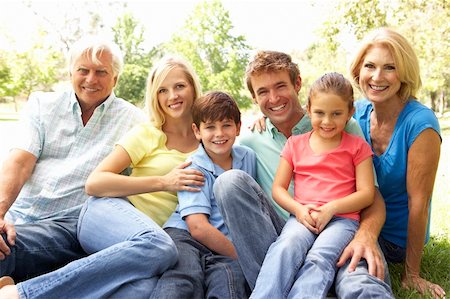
[
  {"xmin": 266, "ymin": 113, "xmax": 313, "ymax": 138},
  {"xmin": 70, "ymin": 91, "xmax": 116, "ymax": 116},
  {"xmin": 190, "ymin": 143, "xmax": 245, "ymax": 175}
]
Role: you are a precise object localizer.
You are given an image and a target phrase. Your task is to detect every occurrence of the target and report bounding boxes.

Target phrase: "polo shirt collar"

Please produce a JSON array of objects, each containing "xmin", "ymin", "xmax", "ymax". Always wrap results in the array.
[{"xmin": 266, "ymin": 113, "xmax": 313, "ymax": 138}]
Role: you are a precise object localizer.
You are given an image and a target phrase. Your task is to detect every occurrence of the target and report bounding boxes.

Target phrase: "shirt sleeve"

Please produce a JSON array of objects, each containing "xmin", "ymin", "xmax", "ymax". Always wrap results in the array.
[{"xmin": 14, "ymin": 92, "xmax": 43, "ymax": 158}]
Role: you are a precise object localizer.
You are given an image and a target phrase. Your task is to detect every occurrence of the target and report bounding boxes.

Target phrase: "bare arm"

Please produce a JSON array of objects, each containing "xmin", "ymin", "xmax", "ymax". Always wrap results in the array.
[
  {"xmin": 185, "ymin": 214, "xmax": 237, "ymax": 259},
  {"xmin": 85, "ymin": 145, "xmax": 204, "ymax": 198},
  {"xmin": 272, "ymin": 158, "xmax": 317, "ymax": 233},
  {"xmin": 313, "ymin": 157, "xmax": 375, "ymax": 232},
  {"xmin": 403, "ymin": 129, "xmax": 445, "ymax": 298},
  {"xmin": 0, "ymin": 149, "xmax": 37, "ymax": 255}
]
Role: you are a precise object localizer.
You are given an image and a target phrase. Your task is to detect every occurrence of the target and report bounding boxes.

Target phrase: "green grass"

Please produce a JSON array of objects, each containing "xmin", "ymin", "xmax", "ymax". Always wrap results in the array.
[{"xmin": 389, "ymin": 116, "xmax": 450, "ymax": 298}]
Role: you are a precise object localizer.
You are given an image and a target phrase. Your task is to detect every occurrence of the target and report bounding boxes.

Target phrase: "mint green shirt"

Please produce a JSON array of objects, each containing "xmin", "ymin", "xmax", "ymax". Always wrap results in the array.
[{"xmin": 238, "ymin": 114, "xmax": 365, "ymax": 220}]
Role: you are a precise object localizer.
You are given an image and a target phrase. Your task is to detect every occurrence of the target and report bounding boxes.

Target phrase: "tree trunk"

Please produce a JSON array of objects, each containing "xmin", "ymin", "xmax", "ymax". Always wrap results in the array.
[
  {"xmin": 430, "ymin": 91, "xmax": 437, "ymax": 112},
  {"xmin": 438, "ymin": 90, "xmax": 445, "ymax": 115}
]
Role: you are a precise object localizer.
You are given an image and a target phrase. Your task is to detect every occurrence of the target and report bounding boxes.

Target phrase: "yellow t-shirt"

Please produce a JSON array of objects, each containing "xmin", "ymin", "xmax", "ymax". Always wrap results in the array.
[{"xmin": 117, "ymin": 124, "xmax": 193, "ymax": 226}]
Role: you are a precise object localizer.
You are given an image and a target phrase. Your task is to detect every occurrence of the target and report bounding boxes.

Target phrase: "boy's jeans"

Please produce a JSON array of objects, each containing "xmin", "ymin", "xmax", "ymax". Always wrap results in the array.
[{"xmin": 151, "ymin": 227, "xmax": 248, "ymax": 299}]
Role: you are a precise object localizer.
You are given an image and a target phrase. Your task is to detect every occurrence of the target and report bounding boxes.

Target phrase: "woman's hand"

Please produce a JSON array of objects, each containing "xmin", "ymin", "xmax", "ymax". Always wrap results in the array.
[
  {"xmin": 162, "ymin": 161, "xmax": 204, "ymax": 192},
  {"xmin": 402, "ymin": 272, "xmax": 446, "ymax": 299}
]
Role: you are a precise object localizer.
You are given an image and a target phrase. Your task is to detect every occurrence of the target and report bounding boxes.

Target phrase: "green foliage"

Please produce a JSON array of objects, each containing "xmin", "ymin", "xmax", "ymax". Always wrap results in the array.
[
  {"xmin": 163, "ymin": 0, "xmax": 252, "ymax": 108},
  {"xmin": 112, "ymin": 13, "xmax": 156, "ymax": 106},
  {"xmin": 315, "ymin": 0, "xmax": 449, "ymax": 111}
]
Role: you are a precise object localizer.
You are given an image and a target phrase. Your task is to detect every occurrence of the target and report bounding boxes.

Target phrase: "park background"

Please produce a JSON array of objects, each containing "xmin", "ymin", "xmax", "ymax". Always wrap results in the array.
[{"xmin": 0, "ymin": 0, "xmax": 448, "ymax": 297}]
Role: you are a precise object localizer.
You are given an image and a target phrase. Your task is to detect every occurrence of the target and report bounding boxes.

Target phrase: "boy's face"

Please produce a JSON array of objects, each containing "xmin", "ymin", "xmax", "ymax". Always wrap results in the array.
[{"xmin": 192, "ymin": 118, "xmax": 241, "ymax": 163}]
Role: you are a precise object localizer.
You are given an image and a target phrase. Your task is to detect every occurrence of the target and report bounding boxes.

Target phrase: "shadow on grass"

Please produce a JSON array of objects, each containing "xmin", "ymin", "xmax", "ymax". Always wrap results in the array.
[{"xmin": 389, "ymin": 235, "xmax": 450, "ymax": 298}]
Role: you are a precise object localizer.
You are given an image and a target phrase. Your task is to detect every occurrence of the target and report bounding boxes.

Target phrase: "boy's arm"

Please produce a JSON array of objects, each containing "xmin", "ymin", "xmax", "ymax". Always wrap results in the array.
[{"xmin": 185, "ymin": 213, "xmax": 237, "ymax": 259}]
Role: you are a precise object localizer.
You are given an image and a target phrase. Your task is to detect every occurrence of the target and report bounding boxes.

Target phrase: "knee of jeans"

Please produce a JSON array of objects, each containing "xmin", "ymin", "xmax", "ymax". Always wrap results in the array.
[
  {"xmin": 214, "ymin": 169, "xmax": 252, "ymax": 201},
  {"xmin": 142, "ymin": 230, "xmax": 178, "ymax": 270}
]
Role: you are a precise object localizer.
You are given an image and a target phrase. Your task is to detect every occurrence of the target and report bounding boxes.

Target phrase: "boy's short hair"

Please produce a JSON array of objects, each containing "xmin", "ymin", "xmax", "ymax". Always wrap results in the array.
[{"xmin": 192, "ymin": 91, "xmax": 241, "ymax": 128}]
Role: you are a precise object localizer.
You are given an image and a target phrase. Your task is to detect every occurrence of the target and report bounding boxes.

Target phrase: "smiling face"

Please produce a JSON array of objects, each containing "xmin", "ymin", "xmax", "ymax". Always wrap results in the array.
[
  {"xmin": 71, "ymin": 50, "xmax": 117, "ymax": 107},
  {"xmin": 192, "ymin": 118, "xmax": 241, "ymax": 164},
  {"xmin": 251, "ymin": 70, "xmax": 303, "ymax": 130},
  {"xmin": 308, "ymin": 92, "xmax": 353, "ymax": 142},
  {"xmin": 157, "ymin": 67, "xmax": 195, "ymax": 122},
  {"xmin": 359, "ymin": 45, "xmax": 401, "ymax": 105}
]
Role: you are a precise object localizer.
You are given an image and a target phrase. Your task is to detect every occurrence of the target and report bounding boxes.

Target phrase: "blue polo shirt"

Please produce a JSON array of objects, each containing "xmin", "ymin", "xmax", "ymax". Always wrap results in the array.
[{"xmin": 164, "ymin": 143, "xmax": 256, "ymax": 238}]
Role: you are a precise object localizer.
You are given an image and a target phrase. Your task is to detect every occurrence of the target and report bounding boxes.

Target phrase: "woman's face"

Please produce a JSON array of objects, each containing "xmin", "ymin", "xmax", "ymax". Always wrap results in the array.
[
  {"xmin": 358, "ymin": 45, "xmax": 401, "ymax": 105},
  {"xmin": 157, "ymin": 67, "xmax": 195, "ymax": 121}
]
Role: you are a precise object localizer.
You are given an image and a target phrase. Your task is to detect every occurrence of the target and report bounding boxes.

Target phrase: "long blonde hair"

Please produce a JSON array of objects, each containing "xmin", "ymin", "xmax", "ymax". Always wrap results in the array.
[{"xmin": 145, "ymin": 55, "xmax": 202, "ymax": 128}]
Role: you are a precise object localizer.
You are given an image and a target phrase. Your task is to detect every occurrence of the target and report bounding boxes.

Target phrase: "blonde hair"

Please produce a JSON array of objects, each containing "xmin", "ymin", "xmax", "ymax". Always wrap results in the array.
[
  {"xmin": 349, "ymin": 28, "xmax": 421, "ymax": 101},
  {"xmin": 145, "ymin": 55, "xmax": 202, "ymax": 128}
]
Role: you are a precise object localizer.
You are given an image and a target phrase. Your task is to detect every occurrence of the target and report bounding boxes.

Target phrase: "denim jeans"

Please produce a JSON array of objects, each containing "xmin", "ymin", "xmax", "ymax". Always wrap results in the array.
[
  {"xmin": 214, "ymin": 170, "xmax": 394, "ymax": 298},
  {"xmin": 251, "ymin": 216, "xmax": 358, "ymax": 298},
  {"xmin": 1, "ymin": 205, "xmax": 86, "ymax": 282},
  {"xmin": 378, "ymin": 235, "xmax": 406, "ymax": 263},
  {"xmin": 15, "ymin": 197, "xmax": 177, "ymax": 298},
  {"xmin": 151, "ymin": 228, "xmax": 248, "ymax": 299}
]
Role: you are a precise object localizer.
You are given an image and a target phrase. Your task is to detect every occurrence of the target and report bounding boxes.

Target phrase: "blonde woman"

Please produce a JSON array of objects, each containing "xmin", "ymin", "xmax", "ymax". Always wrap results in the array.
[{"xmin": 0, "ymin": 56, "xmax": 205, "ymax": 299}]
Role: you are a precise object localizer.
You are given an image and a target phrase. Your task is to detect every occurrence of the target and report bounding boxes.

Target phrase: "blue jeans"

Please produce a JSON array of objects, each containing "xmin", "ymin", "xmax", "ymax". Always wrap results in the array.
[
  {"xmin": 214, "ymin": 170, "xmax": 394, "ymax": 298},
  {"xmin": 378, "ymin": 236, "xmax": 406, "ymax": 263},
  {"xmin": 1, "ymin": 206, "xmax": 86, "ymax": 281},
  {"xmin": 251, "ymin": 216, "xmax": 358, "ymax": 298},
  {"xmin": 151, "ymin": 228, "xmax": 248, "ymax": 299},
  {"xmin": 15, "ymin": 197, "xmax": 177, "ymax": 298}
]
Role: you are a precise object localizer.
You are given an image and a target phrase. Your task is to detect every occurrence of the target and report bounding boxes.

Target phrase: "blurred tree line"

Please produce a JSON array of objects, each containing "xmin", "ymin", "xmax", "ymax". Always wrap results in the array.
[{"xmin": 0, "ymin": 0, "xmax": 448, "ymax": 114}]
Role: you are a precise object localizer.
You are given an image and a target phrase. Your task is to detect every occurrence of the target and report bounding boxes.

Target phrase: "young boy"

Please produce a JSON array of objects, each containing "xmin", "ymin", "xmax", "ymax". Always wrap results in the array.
[{"xmin": 150, "ymin": 91, "xmax": 255, "ymax": 299}]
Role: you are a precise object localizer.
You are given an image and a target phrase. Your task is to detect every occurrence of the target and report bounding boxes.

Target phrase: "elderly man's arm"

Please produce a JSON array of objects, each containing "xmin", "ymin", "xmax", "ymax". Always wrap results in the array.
[{"xmin": 0, "ymin": 149, "xmax": 37, "ymax": 258}]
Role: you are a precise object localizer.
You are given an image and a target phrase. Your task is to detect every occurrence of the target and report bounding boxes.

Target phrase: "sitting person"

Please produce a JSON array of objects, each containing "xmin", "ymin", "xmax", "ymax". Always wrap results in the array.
[
  {"xmin": 350, "ymin": 28, "xmax": 445, "ymax": 299},
  {"xmin": 213, "ymin": 50, "xmax": 394, "ymax": 298},
  {"xmin": 151, "ymin": 91, "xmax": 253, "ymax": 299},
  {"xmin": 250, "ymin": 72, "xmax": 374, "ymax": 298},
  {"xmin": 0, "ymin": 35, "xmax": 145, "ymax": 280},
  {"xmin": 0, "ymin": 55, "xmax": 205, "ymax": 298}
]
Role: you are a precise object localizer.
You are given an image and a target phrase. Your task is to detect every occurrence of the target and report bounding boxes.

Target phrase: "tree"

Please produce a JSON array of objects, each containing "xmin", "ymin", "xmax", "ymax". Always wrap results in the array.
[
  {"xmin": 112, "ymin": 12, "xmax": 157, "ymax": 106},
  {"xmin": 315, "ymin": 0, "xmax": 449, "ymax": 112},
  {"xmin": 163, "ymin": 0, "xmax": 252, "ymax": 108}
]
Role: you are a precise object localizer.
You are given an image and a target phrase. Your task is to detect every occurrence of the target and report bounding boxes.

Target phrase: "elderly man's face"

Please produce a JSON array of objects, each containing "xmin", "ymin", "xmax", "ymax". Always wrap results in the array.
[{"xmin": 71, "ymin": 50, "xmax": 117, "ymax": 107}]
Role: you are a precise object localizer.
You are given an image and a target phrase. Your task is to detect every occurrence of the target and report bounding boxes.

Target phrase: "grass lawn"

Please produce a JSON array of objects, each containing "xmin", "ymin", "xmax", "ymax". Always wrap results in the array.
[{"xmin": 389, "ymin": 115, "xmax": 450, "ymax": 298}]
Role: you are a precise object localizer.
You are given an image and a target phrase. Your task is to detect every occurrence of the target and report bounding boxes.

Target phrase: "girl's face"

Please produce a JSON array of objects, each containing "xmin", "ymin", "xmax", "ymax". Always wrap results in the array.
[
  {"xmin": 358, "ymin": 45, "xmax": 401, "ymax": 104},
  {"xmin": 157, "ymin": 67, "xmax": 195, "ymax": 121},
  {"xmin": 308, "ymin": 92, "xmax": 353, "ymax": 141}
]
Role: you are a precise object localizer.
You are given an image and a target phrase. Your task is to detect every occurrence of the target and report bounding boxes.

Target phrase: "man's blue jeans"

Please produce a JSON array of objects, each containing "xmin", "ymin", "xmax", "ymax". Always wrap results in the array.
[
  {"xmin": 251, "ymin": 216, "xmax": 358, "ymax": 298},
  {"xmin": 151, "ymin": 227, "xmax": 248, "ymax": 299},
  {"xmin": 2, "ymin": 197, "xmax": 177, "ymax": 298},
  {"xmin": 214, "ymin": 169, "xmax": 394, "ymax": 298}
]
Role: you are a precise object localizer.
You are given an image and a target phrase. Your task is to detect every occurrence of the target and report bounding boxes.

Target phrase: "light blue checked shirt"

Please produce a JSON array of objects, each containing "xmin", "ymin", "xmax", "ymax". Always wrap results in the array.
[{"xmin": 7, "ymin": 90, "xmax": 146, "ymax": 224}]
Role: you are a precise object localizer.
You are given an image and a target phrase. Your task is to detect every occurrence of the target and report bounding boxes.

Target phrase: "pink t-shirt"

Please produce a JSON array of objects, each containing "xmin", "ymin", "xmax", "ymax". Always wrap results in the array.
[{"xmin": 281, "ymin": 131, "xmax": 373, "ymax": 221}]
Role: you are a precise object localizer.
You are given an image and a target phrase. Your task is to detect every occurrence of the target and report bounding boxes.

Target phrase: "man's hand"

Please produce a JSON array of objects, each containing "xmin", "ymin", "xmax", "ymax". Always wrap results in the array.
[
  {"xmin": 336, "ymin": 233, "xmax": 385, "ymax": 280},
  {"xmin": 0, "ymin": 219, "xmax": 16, "ymax": 260}
]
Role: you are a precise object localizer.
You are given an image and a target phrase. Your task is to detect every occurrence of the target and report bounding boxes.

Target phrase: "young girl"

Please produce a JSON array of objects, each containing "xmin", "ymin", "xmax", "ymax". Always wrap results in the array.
[
  {"xmin": 0, "ymin": 56, "xmax": 205, "ymax": 298},
  {"xmin": 250, "ymin": 72, "xmax": 375, "ymax": 298}
]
